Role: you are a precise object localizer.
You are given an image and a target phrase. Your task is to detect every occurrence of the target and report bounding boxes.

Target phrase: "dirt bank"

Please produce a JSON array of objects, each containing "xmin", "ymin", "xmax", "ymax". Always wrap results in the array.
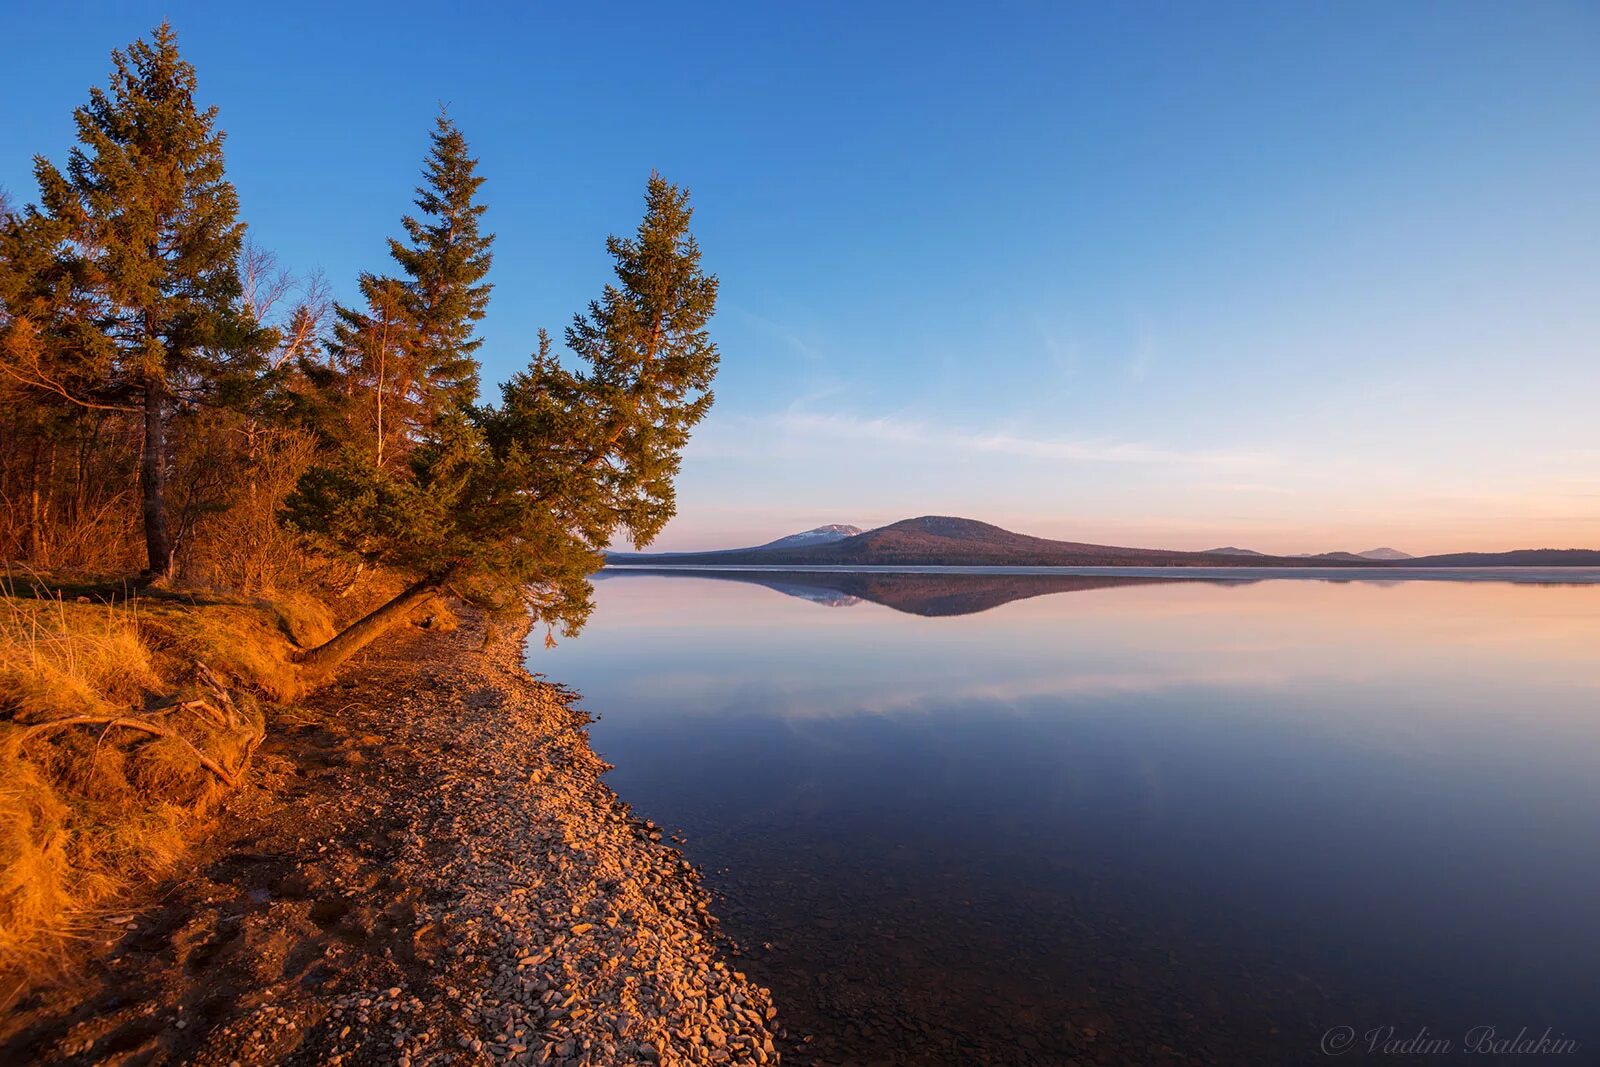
[{"xmin": 0, "ymin": 608, "xmax": 783, "ymax": 1066}]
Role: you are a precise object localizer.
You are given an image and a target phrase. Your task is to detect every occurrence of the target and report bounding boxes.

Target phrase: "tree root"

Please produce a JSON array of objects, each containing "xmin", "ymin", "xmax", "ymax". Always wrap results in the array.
[{"xmin": 17, "ymin": 715, "xmax": 244, "ymax": 788}]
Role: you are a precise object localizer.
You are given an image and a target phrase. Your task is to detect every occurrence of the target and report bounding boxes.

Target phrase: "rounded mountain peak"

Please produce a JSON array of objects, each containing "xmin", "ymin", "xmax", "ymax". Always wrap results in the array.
[{"xmin": 883, "ymin": 516, "xmax": 1010, "ymax": 538}]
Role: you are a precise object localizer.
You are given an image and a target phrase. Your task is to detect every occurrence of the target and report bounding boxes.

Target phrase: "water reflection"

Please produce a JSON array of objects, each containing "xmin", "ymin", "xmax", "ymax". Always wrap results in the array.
[
  {"xmin": 608, "ymin": 567, "xmax": 1194, "ymax": 615},
  {"xmin": 543, "ymin": 570, "xmax": 1600, "ymax": 1065}
]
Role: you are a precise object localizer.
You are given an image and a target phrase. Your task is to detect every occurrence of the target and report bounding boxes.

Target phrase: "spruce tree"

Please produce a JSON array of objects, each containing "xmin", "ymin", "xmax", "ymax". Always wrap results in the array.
[
  {"xmin": 286, "ymin": 174, "xmax": 719, "ymax": 672},
  {"xmin": 561, "ymin": 171, "xmax": 720, "ymax": 546},
  {"xmin": 0, "ymin": 205, "xmax": 88, "ymax": 402},
  {"xmin": 390, "ymin": 114, "xmax": 493, "ymax": 410},
  {"xmin": 317, "ymin": 115, "xmax": 493, "ymax": 469},
  {"xmin": 0, "ymin": 207, "xmax": 97, "ymax": 563},
  {"xmin": 10, "ymin": 23, "xmax": 272, "ymax": 577}
]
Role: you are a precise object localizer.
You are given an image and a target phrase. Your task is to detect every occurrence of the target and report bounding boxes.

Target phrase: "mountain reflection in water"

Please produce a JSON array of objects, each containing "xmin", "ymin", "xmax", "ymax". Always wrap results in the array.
[
  {"xmin": 606, "ymin": 567, "xmax": 1199, "ymax": 616},
  {"xmin": 556, "ymin": 569, "xmax": 1600, "ymax": 1065}
]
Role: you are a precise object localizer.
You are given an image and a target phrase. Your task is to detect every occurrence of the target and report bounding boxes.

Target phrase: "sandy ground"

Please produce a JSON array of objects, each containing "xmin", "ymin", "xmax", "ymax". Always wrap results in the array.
[{"xmin": 0, "ymin": 608, "xmax": 783, "ymax": 1066}]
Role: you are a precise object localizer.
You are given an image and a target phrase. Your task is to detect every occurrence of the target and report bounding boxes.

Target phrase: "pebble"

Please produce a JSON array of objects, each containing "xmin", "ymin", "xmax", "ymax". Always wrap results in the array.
[{"xmin": 5, "ymin": 611, "xmax": 785, "ymax": 1067}]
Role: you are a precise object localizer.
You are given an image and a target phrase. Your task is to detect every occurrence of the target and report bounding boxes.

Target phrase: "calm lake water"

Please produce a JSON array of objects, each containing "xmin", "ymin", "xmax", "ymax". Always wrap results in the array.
[{"xmin": 535, "ymin": 569, "xmax": 1600, "ymax": 1065}]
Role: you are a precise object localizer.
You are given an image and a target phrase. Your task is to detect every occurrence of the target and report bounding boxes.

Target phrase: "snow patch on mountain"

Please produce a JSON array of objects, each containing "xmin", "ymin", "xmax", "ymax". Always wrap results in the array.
[
  {"xmin": 757, "ymin": 524, "xmax": 863, "ymax": 550},
  {"xmin": 1357, "ymin": 547, "xmax": 1413, "ymax": 560}
]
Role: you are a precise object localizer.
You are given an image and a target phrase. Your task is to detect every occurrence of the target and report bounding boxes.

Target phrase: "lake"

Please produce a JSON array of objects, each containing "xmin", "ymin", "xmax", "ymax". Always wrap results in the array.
[{"xmin": 534, "ymin": 569, "xmax": 1600, "ymax": 1065}]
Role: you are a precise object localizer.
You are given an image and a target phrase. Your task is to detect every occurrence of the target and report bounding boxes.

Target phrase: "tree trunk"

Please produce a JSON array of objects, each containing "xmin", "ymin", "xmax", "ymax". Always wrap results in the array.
[
  {"xmin": 297, "ymin": 577, "xmax": 441, "ymax": 676},
  {"xmin": 39, "ymin": 442, "xmax": 56, "ymax": 563},
  {"xmin": 141, "ymin": 376, "xmax": 174, "ymax": 577},
  {"xmin": 25, "ymin": 439, "xmax": 42, "ymax": 561}
]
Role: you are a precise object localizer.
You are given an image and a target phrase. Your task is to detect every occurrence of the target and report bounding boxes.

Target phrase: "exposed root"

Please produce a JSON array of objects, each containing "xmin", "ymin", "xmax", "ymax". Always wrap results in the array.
[{"xmin": 17, "ymin": 717, "xmax": 245, "ymax": 788}]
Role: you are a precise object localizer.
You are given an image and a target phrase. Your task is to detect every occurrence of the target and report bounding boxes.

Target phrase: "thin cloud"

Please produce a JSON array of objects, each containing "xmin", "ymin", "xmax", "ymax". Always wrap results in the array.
[
  {"xmin": 1202, "ymin": 482, "xmax": 1302, "ymax": 496},
  {"xmin": 725, "ymin": 304, "xmax": 827, "ymax": 363},
  {"xmin": 774, "ymin": 410, "xmax": 1279, "ymax": 469}
]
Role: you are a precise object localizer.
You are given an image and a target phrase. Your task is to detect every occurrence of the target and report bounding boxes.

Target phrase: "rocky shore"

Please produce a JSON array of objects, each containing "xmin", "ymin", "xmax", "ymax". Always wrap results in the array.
[{"xmin": 1, "ymin": 608, "xmax": 783, "ymax": 1066}]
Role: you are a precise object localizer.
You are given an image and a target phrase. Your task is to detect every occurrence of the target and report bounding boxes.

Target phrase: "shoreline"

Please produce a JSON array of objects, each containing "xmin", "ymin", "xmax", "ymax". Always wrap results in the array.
[
  {"xmin": 1, "ymin": 607, "xmax": 783, "ymax": 1066},
  {"xmin": 601, "ymin": 563, "xmax": 1600, "ymax": 583}
]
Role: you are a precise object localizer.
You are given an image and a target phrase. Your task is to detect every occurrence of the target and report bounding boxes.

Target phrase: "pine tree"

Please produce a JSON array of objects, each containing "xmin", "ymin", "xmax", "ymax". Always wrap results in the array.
[
  {"xmin": 390, "ymin": 114, "xmax": 493, "ymax": 410},
  {"xmin": 0, "ymin": 206, "xmax": 102, "ymax": 563},
  {"xmin": 561, "ymin": 170, "xmax": 720, "ymax": 547},
  {"xmin": 7, "ymin": 23, "xmax": 273, "ymax": 577},
  {"xmin": 319, "ymin": 115, "xmax": 493, "ymax": 470},
  {"xmin": 286, "ymin": 174, "xmax": 719, "ymax": 672},
  {"xmin": 0, "ymin": 203, "xmax": 89, "ymax": 403}
]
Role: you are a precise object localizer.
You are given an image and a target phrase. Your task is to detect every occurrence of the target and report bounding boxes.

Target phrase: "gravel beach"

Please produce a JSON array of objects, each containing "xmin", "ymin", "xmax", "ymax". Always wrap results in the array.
[{"xmin": 0, "ymin": 607, "xmax": 784, "ymax": 1066}]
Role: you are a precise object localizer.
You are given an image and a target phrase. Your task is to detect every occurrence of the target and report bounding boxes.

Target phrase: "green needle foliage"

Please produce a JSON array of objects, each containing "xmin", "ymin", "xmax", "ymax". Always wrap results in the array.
[
  {"xmin": 391, "ymin": 115, "xmax": 494, "ymax": 411},
  {"xmin": 4, "ymin": 25, "xmax": 722, "ymax": 678},
  {"xmin": 0, "ymin": 27, "xmax": 726, "ymax": 965},
  {"xmin": 322, "ymin": 273, "xmax": 420, "ymax": 470},
  {"xmin": 3, "ymin": 23, "xmax": 273, "ymax": 577},
  {"xmin": 286, "ymin": 173, "xmax": 719, "ymax": 670},
  {"xmin": 562, "ymin": 172, "xmax": 721, "ymax": 549},
  {"xmin": 317, "ymin": 114, "xmax": 493, "ymax": 471}
]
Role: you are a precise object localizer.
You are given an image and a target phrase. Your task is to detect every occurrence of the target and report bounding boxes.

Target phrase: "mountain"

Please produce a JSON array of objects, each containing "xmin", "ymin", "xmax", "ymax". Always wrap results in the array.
[
  {"xmin": 614, "ymin": 524, "xmax": 862, "ymax": 560},
  {"xmin": 1294, "ymin": 547, "xmax": 1415, "ymax": 561},
  {"xmin": 754, "ymin": 524, "xmax": 862, "ymax": 550},
  {"xmin": 1216, "ymin": 546, "xmax": 1413, "ymax": 561},
  {"xmin": 1403, "ymin": 549, "xmax": 1600, "ymax": 567},
  {"xmin": 610, "ymin": 515, "xmax": 1370, "ymax": 568},
  {"xmin": 1357, "ymin": 547, "xmax": 1413, "ymax": 560},
  {"xmin": 610, "ymin": 518, "xmax": 1600, "ymax": 569}
]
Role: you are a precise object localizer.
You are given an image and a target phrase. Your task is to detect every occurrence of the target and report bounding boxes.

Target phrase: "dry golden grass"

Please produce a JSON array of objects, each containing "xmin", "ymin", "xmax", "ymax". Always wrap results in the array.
[
  {"xmin": 274, "ymin": 590, "xmax": 337, "ymax": 649},
  {"xmin": 137, "ymin": 600, "xmax": 308, "ymax": 704},
  {"xmin": 0, "ymin": 584, "xmax": 289, "ymax": 978},
  {"xmin": 0, "ymin": 595, "xmax": 160, "ymax": 720}
]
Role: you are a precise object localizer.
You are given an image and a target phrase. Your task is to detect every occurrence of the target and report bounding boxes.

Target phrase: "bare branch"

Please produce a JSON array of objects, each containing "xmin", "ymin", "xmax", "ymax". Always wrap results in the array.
[
  {"xmin": 17, "ymin": 714, "xmax": 244, "ymax": 786},
  {"xmin": 0, "ymin": 330, "xmax": 141, "ymax": 412},
  {"xmin": 271, "ymin": 269, "xmax": 332, "ymax": 369},
  {"xmin": 240, "ymin": 238, "xmax": 296, "ymax": 325}
]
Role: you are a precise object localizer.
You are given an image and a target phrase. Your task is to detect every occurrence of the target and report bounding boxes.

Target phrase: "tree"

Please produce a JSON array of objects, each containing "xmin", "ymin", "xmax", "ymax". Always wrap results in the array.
[
  {"xmin": 2, "ymin": 23, "xmax": 273, "ymax": 578},
  {"xmin": 560, "ymin": 171, "xmax": 719, "ymax": 549},
  {"xmin": 0, "ymin": 177, "xmax": 144, "ymax": 570},
  {"xmin": 317, "ymin": 114, "xmax": 493, "ymax": 470},
  {"xmin": 285, "ymin": 173, "xmax": 719, "ymax": 673},
  {"xmin": 390, "ymin": 114, "xmax": 494, "ymax": 411},
  {"xmin": 323, "ymin": 274, "xmax": 421, "ymax": 470}
]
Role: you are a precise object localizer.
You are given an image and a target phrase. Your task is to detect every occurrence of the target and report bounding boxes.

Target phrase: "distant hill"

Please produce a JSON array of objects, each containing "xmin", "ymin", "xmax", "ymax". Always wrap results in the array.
[
  {"xmin": 615, "ymin": 524, "xmax": 862, "ymax": 560},
  {"xmin": 611, "ymin": 515, "xmax": 1369, "ymax": 568},
  {"xmin": 1216, "ymin": 545, "xmax": 1413, "ymax": 561},
  {"xmin": 1403, "ymin": 548, "xmax": 1600, "ymax": 567},
  {"xmin": 1358, "ymin": 547, "xmax": 1414, "ymax": 560},
  {"xmin": 610, "ymin": 517, "xmax": 1599, "ymax": 569}
]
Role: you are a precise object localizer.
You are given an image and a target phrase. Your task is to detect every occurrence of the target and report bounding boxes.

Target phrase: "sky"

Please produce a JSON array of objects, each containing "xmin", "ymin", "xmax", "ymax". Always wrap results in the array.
[{"xmin": 3, "ymin": 2, "xmax": 1597, "ymax": 554}]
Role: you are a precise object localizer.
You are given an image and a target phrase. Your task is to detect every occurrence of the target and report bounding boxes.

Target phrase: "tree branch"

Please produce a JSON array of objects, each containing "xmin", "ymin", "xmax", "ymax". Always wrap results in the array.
[
  {"xmin": 18, "ymin": 714, "xmax": 245, "ymax": 787},
  {"xmin": 0, "ymin": 361, "xmax": 141, "ymax": 413}
]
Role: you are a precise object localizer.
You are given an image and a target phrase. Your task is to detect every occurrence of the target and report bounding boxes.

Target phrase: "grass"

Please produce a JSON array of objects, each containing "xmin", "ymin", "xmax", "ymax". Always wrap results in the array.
[
  {"xmin": 0, "ymin": 577, "xmax": 314, "ymax": 980},
  {"xmin": 0, "ymin": 594, "xmax": 160, "ymax": 720}
]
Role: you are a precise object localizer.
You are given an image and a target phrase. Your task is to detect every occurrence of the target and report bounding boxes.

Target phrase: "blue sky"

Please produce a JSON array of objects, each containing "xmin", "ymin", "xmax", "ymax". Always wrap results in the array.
[{"xmin": 4, "ymin": 2, "xmax": 1597, "ymax": 553}]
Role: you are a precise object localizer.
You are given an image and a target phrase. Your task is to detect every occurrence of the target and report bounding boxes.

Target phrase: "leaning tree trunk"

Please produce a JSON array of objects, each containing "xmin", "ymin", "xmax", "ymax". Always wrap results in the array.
[
  {"xmin": 297, "ymin": 577, "xmax": 442, "ymax": 676},
  {"xmin": 140, "ymin": 375, "xmax": 175, "ymax": 578}
]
